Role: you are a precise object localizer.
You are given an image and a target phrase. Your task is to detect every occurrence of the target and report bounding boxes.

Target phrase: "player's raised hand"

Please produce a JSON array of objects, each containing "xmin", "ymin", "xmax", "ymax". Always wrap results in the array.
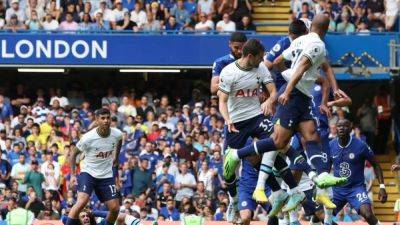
[
  {"xmin": 261, "ymin": 99, "xmax": 275, "ymax": 116},
  {"xmin": 278, "ymin": 92, "xmax": 290, "ymax": 105},
  {"xmin": 379, "ymin": 188, "xmax": 387, "ymax": 203},
  {"xmin": 227, "ymin": 122, "xmax": 239, "ymax": 133},
  {"xmin": 391, "ymin": 164, "xmax": 400, "ymax": 172},
  {"xmin": 319, "ymin": 104, "xmax": 332, "ymax": 118}
]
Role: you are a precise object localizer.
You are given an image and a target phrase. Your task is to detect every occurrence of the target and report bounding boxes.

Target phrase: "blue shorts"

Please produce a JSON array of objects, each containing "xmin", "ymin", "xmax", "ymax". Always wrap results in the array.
[
  {"xmin": 332, "ymin": 186, "xmax": 371, "ymax": 214},
  {"xmin": 274, "ymin": 84, "xmax": 314, "ymax": 130},
  {"xmin": 238, "ymin": 160, "xmax": 271, "ymax": 212},
  {"xmin": 224, "ymin": 114, "xmax": 274, "ymax": 151},
  {"xmin": 303, "ymin": 189, "xmax": 323, "ymax": 216},
  {"xmin": 78, "ymin": 172, "xmax": 120, "ymax": 203}
]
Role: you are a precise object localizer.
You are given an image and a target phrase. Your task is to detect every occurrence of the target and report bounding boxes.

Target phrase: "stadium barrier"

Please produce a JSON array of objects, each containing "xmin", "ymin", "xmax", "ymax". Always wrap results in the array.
[{"xmin": 0, "ymin": 33, "xmax": 395, "ymax": 69}]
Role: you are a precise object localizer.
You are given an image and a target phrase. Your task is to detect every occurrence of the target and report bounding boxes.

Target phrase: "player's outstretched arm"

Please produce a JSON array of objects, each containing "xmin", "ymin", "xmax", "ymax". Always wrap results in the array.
[
  {"xmin": 278, "ymin": 56, "xmax": 311, "ymax": 105},
  {"xmin": 210, "ymin": 76, "xmax": 220, "ymax": 94},
  {"xmin": 316, "ymin": 75, "xmax": 331, "ymax": 118},
  {"xmin": 70, "ymin": 145, "xmax": 82, "ymax": 176},
  {"xmin": 321, "ymin": 61, "xmax": 339, "ymax": 93},
  {"xmin": 327, "ymin": 89, "xmax": 352, "ymax": 107},
  {"xmin": 218, "ymin": 91, "xmax": 239, "ymax": 133},
  {"xmin": 369, "ymin": 156, "xmax": 388, "ymax": 203},
  {"xmin": 261, "ymin": 82, "xmax": 277, "ymax": 116},
  {"xmin": 272, "ymin": 55, "xmax": 287, "ymax": 72}
]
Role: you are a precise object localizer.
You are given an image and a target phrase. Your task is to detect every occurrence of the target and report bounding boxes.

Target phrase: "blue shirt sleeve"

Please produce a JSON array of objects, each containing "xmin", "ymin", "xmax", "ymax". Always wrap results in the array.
[
  {"xmin": 212, "ymin": 60, "xmax": 224, "ymax": 77},
  {"xmin": 266, "ymin": 39, "xmax": 285, "ymax": 62},
  {"xmin": 361, "ymin": 141, "xmax": 375, "ymax": 161}
]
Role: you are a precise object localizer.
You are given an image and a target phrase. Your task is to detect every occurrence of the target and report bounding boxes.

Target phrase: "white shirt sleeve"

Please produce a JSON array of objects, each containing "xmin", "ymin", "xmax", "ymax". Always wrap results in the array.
[
  {"xmin": 302, "ymin": 42, "xmax": 325, "ymax": 65},
  {"xmin": 218, "ymin": 67, "xmax": 234, "ymax": 94},
  {"xmin": 282, "ymin": 45, "xmax": 294, "ymax": 61},
  {"xmin": 259, "ymin": 63, "xmax": 273, "ymax": 84},
  {"xmin": 76, "ymin": 134, "xmax": 89, "ymax": 152}
]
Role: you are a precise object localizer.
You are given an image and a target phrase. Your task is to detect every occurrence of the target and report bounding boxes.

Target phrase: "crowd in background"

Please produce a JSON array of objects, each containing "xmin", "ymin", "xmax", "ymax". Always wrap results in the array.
[
  {"xmin": 0, "ymin": 83, "xmax": 395, "ymax": 223},
  {"xmin": 290, "ymin": 0, "xmax": 399, "ymax": 32},
  {"xmin": 0, "ymin": 0, "xmax": 257, "ymax": 32}
]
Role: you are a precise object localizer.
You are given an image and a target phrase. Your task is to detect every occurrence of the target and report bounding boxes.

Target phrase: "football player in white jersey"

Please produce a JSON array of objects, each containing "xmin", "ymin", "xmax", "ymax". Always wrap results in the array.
[
  {"xmin": 223, "ymin": 14, "xmax": 347, "ymax": 213},
  {"xmin": 66, "ymin": 108, "xmax": 123, "ymax": 225}
]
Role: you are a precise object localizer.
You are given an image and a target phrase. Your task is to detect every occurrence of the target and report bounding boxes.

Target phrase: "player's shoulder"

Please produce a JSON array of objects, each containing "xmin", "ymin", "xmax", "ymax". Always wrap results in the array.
[
  {"xmin": 110, "ymin": 127, "xmax": 123, "ymax": 138},
  {"xmin": 213, "ymin": 54, "xmax": 235, "ymax": 76},
  {"xmin": 329, "ymin": 138, "xmax": 338, "ymax": 147},
  {"xmin": 220, "ymin": 61, "xmax": 237, "ymax": 74},
  {"xmin": 81, "ymin": 128, "xmax": 98, "ymax": 139},
  {"xmin": 214, "ymin": 54, "xmax": 235, "ymax": 64}
]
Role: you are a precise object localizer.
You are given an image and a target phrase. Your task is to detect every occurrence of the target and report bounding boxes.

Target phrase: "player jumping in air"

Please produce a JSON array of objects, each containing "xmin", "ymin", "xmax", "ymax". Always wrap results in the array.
[
  {"xmin": 329, "ymin": 119, "xmax": 387, "ymax": 225},
  {"xmin": 223, "ymin": 14, "xmax": 347, "ymax": 213},
  {"xmin": 66, "ymin": 108, "xmax": 123, "ymax": 225}
]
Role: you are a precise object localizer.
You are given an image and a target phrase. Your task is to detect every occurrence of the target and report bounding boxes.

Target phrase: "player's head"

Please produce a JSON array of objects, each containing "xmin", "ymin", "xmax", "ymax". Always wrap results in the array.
[
  {"xmin": 78, "ymin": 209, "xmax": 93, "ymax": 225},
  {"xmin": 311, "ymin": 14, "xmax": 330, "ymax": 38},
  {"xmin": 288, "ymin": 19, "xmax": 308, "ymax": 40},
  {"xmin": 229, "ymin": 32, "xmax": 247, "ymax": 59},
  {"xmin": 95, "ymin": 108, "xmax": 111, "ymax": 129},
  {"xmin": 242, "ymin": 39, "xmax": 265, "ymax": 68},
  {"xmin": 336, "ymin": 118, "xmax": 351, "ymax": 139}
]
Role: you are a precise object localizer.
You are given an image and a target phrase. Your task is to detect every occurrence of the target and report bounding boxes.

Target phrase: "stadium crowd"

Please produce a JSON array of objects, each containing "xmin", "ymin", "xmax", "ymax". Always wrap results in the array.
[
  {"xmin": 290, "ymin": 0, "xmax": 399, "ymax": 32},
  {"xmin": 0, "ymin": 0, "xmax": 256, "ymax": 32},
  {"xmin": 0, "ymin": 83, "xmax": 394, "ymax": 223}
]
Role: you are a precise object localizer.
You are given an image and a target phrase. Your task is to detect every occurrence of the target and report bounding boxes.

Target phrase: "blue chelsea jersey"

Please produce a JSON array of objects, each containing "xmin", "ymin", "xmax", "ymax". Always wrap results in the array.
[
  {"xmin": 265, "ymin": 36, "xmax": 291, "ymax": 90},
  {"xmin": 212, "ymin": 54, "xmax": 235, "ymax": 77}
]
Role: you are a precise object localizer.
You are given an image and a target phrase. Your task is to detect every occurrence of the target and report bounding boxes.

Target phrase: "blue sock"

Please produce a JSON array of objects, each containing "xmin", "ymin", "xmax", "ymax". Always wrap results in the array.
[
  {"xmin": 237, "ymin": 138, "xmax": 276, "ymax": 159},
  {"xmin": 305, "ymin": 141, "xmax": 328, "ymax": 174},
  {"xmin": 285, "ymin": 146, "xmax": 312, "ymax": 175},
  {"xmin": 105, "ymin": 220, "xmax": 115, "ymax": 225},
  {"xmin": 66, "ymin": 217, "xmax": 79, "ymax": 225},
  {"xmin": 274, "ymin": 155, "xmax": 298, "ymax": 189}
]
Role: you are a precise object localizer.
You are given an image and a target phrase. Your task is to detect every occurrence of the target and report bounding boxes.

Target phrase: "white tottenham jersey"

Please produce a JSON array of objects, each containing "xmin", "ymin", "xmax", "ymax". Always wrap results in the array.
[
  {"xmin": 219, "ymin": 61, "xmax": 273, "ymax": 123},
  {"xmin": 279, "ymin": 157, "xmax": 314, "ymax": 191},
  {"xmin": 76, "ymin": 127, "xmax": 122, "ymax": 179},
  {"xmin": 281, "ymin": 32, "xmax": 326, "ymax": 97}
]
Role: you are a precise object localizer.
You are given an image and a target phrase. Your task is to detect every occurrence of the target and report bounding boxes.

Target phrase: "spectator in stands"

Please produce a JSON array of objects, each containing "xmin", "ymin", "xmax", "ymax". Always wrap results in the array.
[
  {"xmin": 11, "ymin": 153, "xmax": 30, "ymax": 193},
  {"xmin": 291, "ymin": 0, "xmax": 314, "ymax": 14},
  {"xmin": 25, "ymin": 10, "xmax": 43, "ymax": 30},
  {"xmin": 137, "ymin": 96, "xmax": 154, "ymax": 120},
  {"xmin": 0, "ymin": 95, "xmax": 13, "ymax": 122},
  {"xmin": 24, "ymin": 160, "xmax": 44, "ymax": 199},
  {"xmin": 0, "ymin": 1, "xmax": 6, "ymax": 20},
  {"xmin": 296, "ymin": 2, "xmax": 314, "ymax": 20},
  {"xmin": 184, "ymin": 0, "xmax": 197, "ymax": 15},
  {"xmin": 60, "ymin": 3, "xmax": 80, "ymax": 22},
  {"xmin": 367, "ymin": 0, "xmax": 385, "ymax": 30},
  {"xmin": 25, "ymin": 0, "xmax": 44, "ymax": 21},
  {"xmin": 170, "ymin": 0, "xmax": 191, "ymax": 29},
  {"xmin": 42, "ymin": 12, "xmax": 59, "ymax": 30},
  {"xmin": 5, "ymin": 0, "xmax": 25, "ymax": 24},
  {"xmin": 4, "ymin": 14, "xmax": 25, "ymax": 31},
  {"xmin": 374, "ymin": 84, "xmax": 392, "ymax": 154},
  {"xmin": 130, "ymin": 2, "xmax": 147, "ymax": 29},
  {"xmin": 102, "ymin": 88, "xmax": 119, "ymax": 105},
  {"xmin": 236, "ymin": 15, "xmax": 255, "ymax": 30},
  {"xmin": 47, "ymin": 0, "xmax": 61, "ymax": 21},
  {"xmin": 116, "ymin": 12, "xmax": 139, "ymax": 31},
  {"xmin": 6, "ymin": 198, "xmax": 34, "ymax": 225},
  {"xmin": 94, "ymin": 0, "xmax": 116, "ymax": 29},
  {"xmin": 336, "ymin": 12, "xmax": 355, "ymax": 32},
  {"xmin": 79, "ymin": 1, "xmax": 91, "ymax": 20},
  {"xmin": 149, "ymin": 2, "xmax": 166, "ymax": 22},
  {"xmin": 232, "ymin": 0, "xmax": 251, "ymax": 22},
  {"xmin": 59, "ymin": 13, "xmax": 79, "ymax": 31},
  {"xmin": 160, "ymin": 198, "xmax": 180, "ymax": 221},
  {"xmin": 113, "ymin": 0, "xmax": 126, "ymax": 24},
  {"xmin": 121, "ymin": 0, "xmax": 134, "ymax": 11},
  {"xmin": 216, "ymin": 13, "xmax": 235, "ymax": 32},
  {"xmin": 385, "ymin": 0, "xmax": 398, "ymax": 31},
  {"xmin": 194, "ymin": 12, "xmax": 215, "ymax": 31},
  {"xmin": 78, "ymin": 12, "xmax": 92, "ymax": 30},
  {"xmin": 197, "ymin": 0, "xmax": 214, "ymax": 18},
  {"xmin": 215, "ymin": 0, "xmax": 233, "ymax": 21},
  {"xmin": 142, "ymin": 12, "xmax": 161, "ymax": 31},
  {"xmin": 356, "ymin": 98, "xmax": 376, "ymax": 147},
  {"xmin": 156, "ymin": 164, "xmax": 175, "ymax": 194},
  {"xmin": 132, "ymin": 158, "xmax": 152, "ymax": 197},
  {"xmin": 357, "ymin": 21, "xmax": 370, "ymax": 33},
  {"xmin": 118, "ymin": 96, "xmax": 137, "ymax": 118},
  {"xmin": 174, "ymin": 162, "xmax": 196, "ymax": 205},
  {"xmin": 165, "ymin": 15, "xmax": 182, "ymax": 31},
  {"xmin": 92, "ymin": 11, "xmax": 111, "ymax": 30}
]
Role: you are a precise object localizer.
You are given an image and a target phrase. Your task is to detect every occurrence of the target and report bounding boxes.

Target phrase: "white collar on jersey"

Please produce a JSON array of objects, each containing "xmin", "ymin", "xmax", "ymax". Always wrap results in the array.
[{"xmin": 337, "ymin": 135, "xmax": 353, "ymax": 149}]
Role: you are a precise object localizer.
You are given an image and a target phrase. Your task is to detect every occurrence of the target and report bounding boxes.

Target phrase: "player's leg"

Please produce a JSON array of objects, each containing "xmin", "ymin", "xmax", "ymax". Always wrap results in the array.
[
  {"xmin": 348, "ymin": 187, "xmax": 378, "ymax": 225},
  {"xmin": 66, "ymin": 173, "xmax": 94, "ymax": 225},
  {"xmin": 238, "ymin": 188, "xmax": 260, "ymax": 225},
  {"xmin": 359, "ymin": 204, "xmax": 379, "ymax": 225},
  {"xmin": 298, "ymin": 120, "xmax": 347, "ymax": 188},
  {"xmin": 330, "ymin": 188, "xmax": 348, "ymax": 225},
  {"xmin": 96, "ymin": 177, "xmax": 121, "ymax": 225}
]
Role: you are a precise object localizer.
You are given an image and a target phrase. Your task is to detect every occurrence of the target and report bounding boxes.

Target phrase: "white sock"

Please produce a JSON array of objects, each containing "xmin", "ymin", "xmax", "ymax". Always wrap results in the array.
[
  {"xmin": 232, "ymin": 150, "xmax": 239, "ymax": 160},
  {"xmin": 289, "ymin": 207, "xmax": 299, "ymax": 223},
  {"xmin": 279, "ymin": 213, "xmax": 290, "ymax": 225},
  {"xmin": 324, "ymin": 206, "xmax": 333, "ymax": 225},
  {"xmin": 375, "ymin": 221, "xmax": 381, "ymax": 225},
  {"xmin": 309, "ymin": 171, "xmax": 317, "ymax": 182},
  {"xmin": 256, "ymin": 152, "xmax": 278, "ymax": 190}
]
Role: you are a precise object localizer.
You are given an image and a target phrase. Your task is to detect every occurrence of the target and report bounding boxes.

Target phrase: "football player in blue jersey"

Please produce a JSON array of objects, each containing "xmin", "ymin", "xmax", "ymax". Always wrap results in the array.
[
  {"xmin": 329, "ymin": 118, "xmax": 387, "ymax": 225},
  {"xmin": 210, "ymin": 32, "xmax": 248, "ymax": 94}
]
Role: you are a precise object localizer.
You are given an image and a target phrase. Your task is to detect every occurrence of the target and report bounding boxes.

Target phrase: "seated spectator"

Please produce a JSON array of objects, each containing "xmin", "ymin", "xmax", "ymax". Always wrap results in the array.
[
  {"xmin": 160, "ymin": 198, "xmax": 180, "ymax": 221},
  {"xmin": 215, "ymin": 0, "xmax": 233, "ymax": 20},
  {"xmin": 79, "ymin": 1, "xmax": 92, "ymax": 21},
  {"xmin": 194, "ymin": 12, "xmax": 214, "ymax": 31},
  {"xmin": 165, "ymin": 15, "xmax": 182, "ymax": 30},
  {"xmin": 121, "ymin": 0, "xmax": 135, "ymax": 11},
  {"xmin": 130, "ymin": 2, "xmax": 147, "ymax": 29},
  {"xmin": 142, "ymin": 12, "xmax": 161, "ymax": 31},
  {"xmin": 357, "ymin": 21, "xmax": 370, "ymax": 33},
  {"xmin": 216, "ymin": 13, "xmax": 236, "ymax": 32},
  {"xmin": 236, "ymin": 15, "xmax": 255, "ymax": 30},
  {"xmin": 296, "ymin": 2, "xmax": 315, "ymax": 20},
  {"xmin": 337, "ymin": 12, "xmax": 356, "ymax": 32},
  {"xmin": 156, "ymin": 164, "xmax": 175, "ymax": 194},
  {"xmin": 94, "ymin": 0, "xmax": 116, "ymax": 29},
  {"xmin": 59, "ymin": 12, "xmax": 79, "ymax": 31},
  {"xmin": 184, "ymin": 0, "xmax": 197, "ymax": 15},
  {"xmin": 323, "ymin": 12, "xmax": 336, "ymax": 31},
  {"xmin": 197, "ymin": 0, "xmax": 214, "ymax": 18},
  {"xmin": 174, "ymin": 163, "xmax": 196, "ymax": 205},
  {"xmin": 113, "ymin": 0, "xmax": 127, "ymax": 24},
  {"xmin": 214, "ymin": 202, "xmax": 227, "ymax": 221},
  {"xmin": 116, "ymin": 11, "xmax": 138, "ymax": 31},
  {"xmin": 5, "ymin": 0, "xmax": 25, "ymax": 24},
  {"xmin": 4, "ymin": 14, "xmax": 25, "ymax": 32},
  {"xmin": 47, "ymin": 0, "xmax": 61, "ymax": 21},
  {"xmin": 0, "ymin": 1, "xmax": 6, "ymax": 20},
  {"xmin": 170, "ymin": 0, "xmax": 191, "ymax": 28},
  {"xmin": 385, "ymin": 0, "xmax": 398, "ymax": 31},
  {"xmin": 79, "ymin": 13, "xmax": 92, "ymax": 30},
  {"xmin": 314, "ymin": 0, "xmax": 326, "ymax": 14},
  {"xmin": 366, "ymin": 0, "xmax": 385, "ymax": 30},
  {"xmin": 231, "ymin": 0, "xmax": 251, "ymax": 22},
  {"xmin": 353, "ymin": 6, "xmax": 368, "ymax": 25},
  {"xmin": 150, "ymin": 2, "xmax": 166, "ymax": 23},
  {"xmin": 60, "ymin": 3, "xmax": 80, "ymax": 22},
  {"xmin": 25, "ymin": 10, "xmax": 43, "ymax": 30},
  {"xmin": 42, "ymin": 13, "xmax": 59, "ymax": 31},
  {"xmin": 25, "ymin": 0, "xmax": 44, "ymax": 21},
  {"xmin": 6, "ymin": 198, "xmax": 35, "ymax": 224},
  {"xmin": 291, "ymin": 0, "xmax": 314, "ymax": 14}
]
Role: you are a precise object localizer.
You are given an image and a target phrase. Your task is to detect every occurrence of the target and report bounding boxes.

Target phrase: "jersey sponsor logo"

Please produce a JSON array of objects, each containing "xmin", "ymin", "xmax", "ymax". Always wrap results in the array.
[
  {"xmin": 235, "ymin": 89, "xmax": 258, "ymax": 97},
  {"xmin": 241, "ymin": 201, "xmax": 248, "ymax": 207},
  {"xmin": 272, "ymin": 43, "xmax": 281, "ymax": 52},
  {"xmin": 96, "ymin": 150, "xmax": 113, "ymax": 159},
  {"xmin": 349, "ymin": 153, "xmax": 355, "ymax": 159},
  {"xmin": 339, "ymin": 162, "xmax": 351, "ymax": 178}
]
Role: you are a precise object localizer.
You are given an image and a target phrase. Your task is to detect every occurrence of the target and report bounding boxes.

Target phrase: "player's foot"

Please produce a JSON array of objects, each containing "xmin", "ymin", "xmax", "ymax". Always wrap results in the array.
[
  {"xmin": 315, "ymin": 192, "xmax": 336, "ymax": 209},
  {"xmin": 223, "ymin": 147, "xmax": 239, "ymax": 181},
  {"xmin": 252, "ymin": 188, "xmax": 269, "ymax": 203},
  {"xmin": 314, "ymin": 172, "xmax": 347, "ymax": 189},
  {"xmin": 282, "ymin": 190, "xmax": 306, "ymax": 213},
  {"xmin": 227, "ymin": 195, "xmax": 237, "ymax": 223},
  {"xmin": 268, "ymin": 190, "xmax": 289, "ymax": 217}
]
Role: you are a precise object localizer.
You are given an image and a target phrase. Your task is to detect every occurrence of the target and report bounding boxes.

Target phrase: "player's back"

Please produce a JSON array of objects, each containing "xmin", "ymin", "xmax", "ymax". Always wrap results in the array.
[
  {"xmin": 330, "ymin": 137, "xmax": 373, "ymax": 189},
  {"xmin": 219, "ymin": 61, "xmax": 272, "ymax": 123},
  {"xmin": 281, "ymin": 32, "xmax": 326, "ymax": 97},
  {"xmin": 77, "ymin": 127, "xmax": 122, "ymax": 179},
  {"xmin": 212, "ymin": 54, "xmax": 235, "ymax": 77}
]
